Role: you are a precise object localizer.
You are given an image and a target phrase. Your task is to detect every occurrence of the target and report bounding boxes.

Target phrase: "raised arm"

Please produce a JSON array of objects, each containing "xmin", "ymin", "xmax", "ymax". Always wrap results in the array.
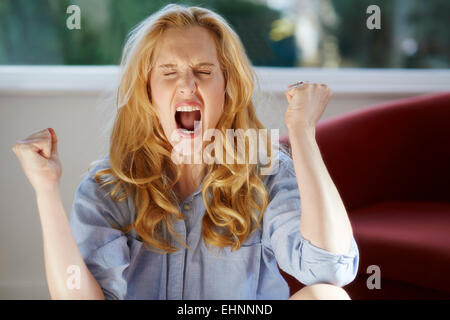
[
  {"xmin": 284, "ymin": 82, "xmax": 353, "ymax": 255},
  {"xmin": 12, "ymin": 128, "xmax": 104, "ymax": 299}
]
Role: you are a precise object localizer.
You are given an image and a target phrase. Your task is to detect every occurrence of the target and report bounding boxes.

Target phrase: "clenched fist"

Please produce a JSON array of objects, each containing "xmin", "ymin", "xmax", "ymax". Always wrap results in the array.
[
  {"xmin": 284, "ymin": 82, "xmax": 332, "ymax": 130},
  {"xmin": 12, "ymin": 128, "xmax": 62, "ymax": 193}
]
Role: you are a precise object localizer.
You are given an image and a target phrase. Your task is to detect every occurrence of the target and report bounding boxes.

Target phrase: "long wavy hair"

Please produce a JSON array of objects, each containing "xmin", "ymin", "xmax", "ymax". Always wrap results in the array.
[{"xmin": 91, "ymin": 4, "xmax": 276, "ymax": 253}]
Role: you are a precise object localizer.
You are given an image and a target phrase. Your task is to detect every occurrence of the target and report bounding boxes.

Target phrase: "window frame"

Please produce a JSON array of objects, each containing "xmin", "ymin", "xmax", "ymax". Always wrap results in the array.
[{"xmin": 0, "ymin": 66, "xmax": 449, "ymax": 96}]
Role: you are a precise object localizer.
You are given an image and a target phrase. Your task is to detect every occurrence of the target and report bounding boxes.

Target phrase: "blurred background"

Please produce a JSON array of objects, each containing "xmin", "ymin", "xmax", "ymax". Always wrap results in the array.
[
  {"xmin": 1, "ymin": 0, "xmax": 449, "ymax": 67},
  {"xmin": 0, "ymin": 0, "xmax": 449, "ymax": 299}
]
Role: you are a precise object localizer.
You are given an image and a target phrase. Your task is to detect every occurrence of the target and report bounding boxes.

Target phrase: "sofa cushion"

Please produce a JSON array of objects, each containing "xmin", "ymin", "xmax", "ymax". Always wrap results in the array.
[{"xmin": 350, "ymin": 201, "xmax": 450, "ymax": 293}]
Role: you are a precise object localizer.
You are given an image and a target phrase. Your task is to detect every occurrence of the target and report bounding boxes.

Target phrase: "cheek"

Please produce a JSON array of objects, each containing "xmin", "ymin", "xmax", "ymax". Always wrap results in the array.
[
  {"xmin": 150, "ymin": 82, "xmax": 172, "ymax": 116},
  {"xmin": 148, "ymin": 86, "xmax": 175, "ymax": 140},
  {"xmin": 150, "ymin": 80, "xmax": 167, "ymax": 105},
  {"xmin": 205, "ymin": 81, "xmax": 225, "ymax": 122}
]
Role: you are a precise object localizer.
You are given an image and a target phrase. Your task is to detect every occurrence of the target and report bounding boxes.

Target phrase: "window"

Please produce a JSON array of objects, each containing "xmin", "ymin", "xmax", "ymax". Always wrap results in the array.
[{"xmin": 1, "ymin": 0, "xmax": 449, "ymax": 68}]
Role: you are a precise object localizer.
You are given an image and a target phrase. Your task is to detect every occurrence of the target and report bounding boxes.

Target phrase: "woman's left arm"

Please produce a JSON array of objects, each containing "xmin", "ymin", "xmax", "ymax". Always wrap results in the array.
[{"xmin": 284, "ymin": 82, "xmax": 353, "ymax": 255}]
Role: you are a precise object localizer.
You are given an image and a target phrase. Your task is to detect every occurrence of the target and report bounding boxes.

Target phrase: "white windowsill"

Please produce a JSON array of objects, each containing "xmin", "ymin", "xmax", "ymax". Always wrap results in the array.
[{"xmin": 0, "ymin": 65, "xmax": 449, "ymax": 96}]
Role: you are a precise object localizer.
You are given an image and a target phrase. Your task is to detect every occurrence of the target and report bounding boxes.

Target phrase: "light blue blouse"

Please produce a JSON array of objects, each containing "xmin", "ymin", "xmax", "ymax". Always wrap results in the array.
[{"xmin": 69, "ymin": 151, "xmax": 359, "ymax": 300}]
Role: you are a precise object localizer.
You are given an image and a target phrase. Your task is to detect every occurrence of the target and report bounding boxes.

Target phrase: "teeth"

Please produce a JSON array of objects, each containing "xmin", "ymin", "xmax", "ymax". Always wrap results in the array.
[{"xmin": 176, "ymin": 105, "xmax": 200, "ymax": 112}]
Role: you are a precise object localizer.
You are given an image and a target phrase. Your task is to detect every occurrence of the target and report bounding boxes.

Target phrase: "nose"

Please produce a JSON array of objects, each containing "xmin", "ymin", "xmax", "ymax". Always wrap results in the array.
[{"xmin": 177, "ymin": 71, "xmax": 198, "ymax": 95}]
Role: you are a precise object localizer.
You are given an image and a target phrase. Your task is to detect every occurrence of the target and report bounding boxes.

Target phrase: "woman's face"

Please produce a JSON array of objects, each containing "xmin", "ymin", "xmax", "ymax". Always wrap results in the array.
[{"xmin": 149, "ymin": 26, "xmax": 226, "ymax": 156}]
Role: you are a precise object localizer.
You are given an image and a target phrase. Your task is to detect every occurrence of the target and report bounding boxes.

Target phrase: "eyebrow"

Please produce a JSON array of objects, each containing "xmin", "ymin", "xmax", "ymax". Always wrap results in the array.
[{"xmin": 158, "ymin": 62, "xmax": 216, "ymax": 69}]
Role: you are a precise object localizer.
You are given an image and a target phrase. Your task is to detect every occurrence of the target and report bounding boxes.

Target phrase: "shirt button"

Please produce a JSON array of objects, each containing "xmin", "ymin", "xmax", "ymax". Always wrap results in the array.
[{"xmin": 183, "ymin": 203, "xmax": 191, "ymax": 211}]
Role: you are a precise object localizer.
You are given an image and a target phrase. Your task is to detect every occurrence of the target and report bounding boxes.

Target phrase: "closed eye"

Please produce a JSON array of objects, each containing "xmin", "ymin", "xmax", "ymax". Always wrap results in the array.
[{"xmin": 163, "ymin": 71, "xmax": 211, "ymax": 76}]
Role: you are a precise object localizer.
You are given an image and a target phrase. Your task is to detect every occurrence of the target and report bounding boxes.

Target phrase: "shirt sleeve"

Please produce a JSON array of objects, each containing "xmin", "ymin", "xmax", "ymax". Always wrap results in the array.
[
  {"xmin": 69, "ymin": 158, "xmax": 132, "ymax": 299},
  {"xmin": 261, "ymin": 151, "xmax": 359, "ymax": 287}
]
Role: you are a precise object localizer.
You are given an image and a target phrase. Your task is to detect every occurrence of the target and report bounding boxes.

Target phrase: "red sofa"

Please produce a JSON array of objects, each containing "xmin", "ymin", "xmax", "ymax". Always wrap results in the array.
[{"xmin": 279, "ymin": 92, "xmax": 450, "ymax": 299}]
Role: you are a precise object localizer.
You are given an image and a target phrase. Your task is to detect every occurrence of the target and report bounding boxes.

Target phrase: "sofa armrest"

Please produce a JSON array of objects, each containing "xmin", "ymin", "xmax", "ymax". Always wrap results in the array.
[{"xmin": 280, "ymin": 92, "xmax": 450, "ymax": 211}]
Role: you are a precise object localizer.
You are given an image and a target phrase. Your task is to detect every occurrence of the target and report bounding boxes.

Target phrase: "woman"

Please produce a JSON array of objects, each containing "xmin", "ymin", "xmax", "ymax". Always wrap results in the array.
[{"xmin": 12, "ymin": 4, "xmax": 358, "ymax": 300}]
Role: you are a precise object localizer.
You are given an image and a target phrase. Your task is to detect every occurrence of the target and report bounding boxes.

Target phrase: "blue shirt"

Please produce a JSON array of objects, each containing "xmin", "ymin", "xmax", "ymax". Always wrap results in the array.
[{"xmin": 69, "ymin": 151, "xmax": 359, "ymax": 299}]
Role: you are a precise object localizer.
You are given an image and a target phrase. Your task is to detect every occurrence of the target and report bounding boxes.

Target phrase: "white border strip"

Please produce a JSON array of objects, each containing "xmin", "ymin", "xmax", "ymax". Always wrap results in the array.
[
  {"xmin": 0, "ymin": 66, "xmax": 120, "ymax": 95},
  {"xmin": 0, "ymin": 66, "xmax": 449, "ymax": 95},
  {"xmin": 255, "ymin": 67, "xmax": 450, "ymax": 94}
]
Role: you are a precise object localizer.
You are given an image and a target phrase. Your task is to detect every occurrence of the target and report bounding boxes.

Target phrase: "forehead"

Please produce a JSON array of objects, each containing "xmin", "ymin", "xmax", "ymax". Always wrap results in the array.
[{"xmin": 152, "ymin": 26, "xmax": 219, "ymax": 66}]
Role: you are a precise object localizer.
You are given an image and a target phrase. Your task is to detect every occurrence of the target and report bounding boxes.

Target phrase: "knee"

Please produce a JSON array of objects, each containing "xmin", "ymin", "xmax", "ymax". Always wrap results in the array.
[{"xmin": 289, "ymin": 283, "xmax": 351, "ymax": 300}]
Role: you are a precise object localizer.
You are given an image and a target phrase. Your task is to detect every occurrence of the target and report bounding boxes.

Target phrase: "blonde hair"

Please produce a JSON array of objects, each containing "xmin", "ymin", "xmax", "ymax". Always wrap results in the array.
[{"xmin": 92, "ymin": 3, "xmax": 274, "ymax": 253}]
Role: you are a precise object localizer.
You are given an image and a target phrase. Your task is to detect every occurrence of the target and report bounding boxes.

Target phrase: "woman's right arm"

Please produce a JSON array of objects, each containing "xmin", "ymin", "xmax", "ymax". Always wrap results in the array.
[
  {"xmin": 12, "ymin": 128, "xmax": 104, "ymax": 300},
  {"xmin": 36, "ymin": 186, "xmax": 105, "ymax": 299}
]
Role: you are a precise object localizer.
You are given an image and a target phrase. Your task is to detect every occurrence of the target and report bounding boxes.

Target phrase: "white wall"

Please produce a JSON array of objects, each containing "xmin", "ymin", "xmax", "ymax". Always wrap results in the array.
[
  {"xmin": 0, "ymin": 92, "xmax": 111, "ymax": 299},
  {"xmin": 0, "ymin": 66, "xmax": 448, "ymax": 299}
]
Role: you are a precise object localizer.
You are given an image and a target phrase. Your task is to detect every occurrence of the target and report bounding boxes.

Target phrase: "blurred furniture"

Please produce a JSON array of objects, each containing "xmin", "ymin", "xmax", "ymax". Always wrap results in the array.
[{"xmin": 278, "ymin": 92, "xmax": 450, "ymax": 299}]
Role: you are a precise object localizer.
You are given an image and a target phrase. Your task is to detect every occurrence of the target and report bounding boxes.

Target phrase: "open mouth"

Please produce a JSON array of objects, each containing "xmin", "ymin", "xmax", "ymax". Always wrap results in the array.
[{"xmin": 175, "ymin": 105, "xmax": 202, "ymax": 135}]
